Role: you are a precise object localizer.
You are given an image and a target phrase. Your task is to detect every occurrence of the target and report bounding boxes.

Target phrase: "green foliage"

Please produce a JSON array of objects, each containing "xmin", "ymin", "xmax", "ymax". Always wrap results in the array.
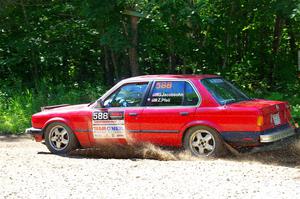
[
  {"xmin": 259, "ymin": 83, "xmax": 300, "ymax": 120},
  {"xmin": 292, "ymin": 104, "xmax": 300, "ymax": 121},
  {"xmin": 0, "ymin": 0, "xmax": 300, "ymax": 133},
  {"xmin": 0, "ymin": 83, "xmax": 106, "ymax": 134},
  {"xmin": 0, "ymin": 90, "xmax": 33, "ymax": 134}
]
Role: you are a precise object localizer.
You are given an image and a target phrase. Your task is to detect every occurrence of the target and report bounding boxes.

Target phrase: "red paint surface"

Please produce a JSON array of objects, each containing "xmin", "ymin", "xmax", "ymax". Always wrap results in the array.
[{"xmin": 30, "ymin": 75, "xmax": 293, "ymax": 149}]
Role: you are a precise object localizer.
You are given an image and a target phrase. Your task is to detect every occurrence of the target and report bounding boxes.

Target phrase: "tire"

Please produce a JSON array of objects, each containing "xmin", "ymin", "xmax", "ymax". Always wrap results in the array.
[
  {"xmin": 183, "ymin": 126, "xmax": 227, "ymax": 157},
  {"xmin": 44, "ymin": 122, "xmax": 79, "ymax": 155}
]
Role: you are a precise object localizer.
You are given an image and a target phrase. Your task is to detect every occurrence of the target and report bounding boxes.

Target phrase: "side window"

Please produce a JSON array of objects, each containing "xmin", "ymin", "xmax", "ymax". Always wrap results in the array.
[
  {"xmin": 149, "ymin": 81, "xmax": 184, "ymax": 106},
  {"xmin": 184, "ymin": 83, "xmax": 199, "ymax": 105},
  {"xmin": 148, "ymin": 81, "xmax": 199, "ymax": 106},
  {"xmin": 104, "ymin": 83, "xmax": 148, "ymax": 107}
]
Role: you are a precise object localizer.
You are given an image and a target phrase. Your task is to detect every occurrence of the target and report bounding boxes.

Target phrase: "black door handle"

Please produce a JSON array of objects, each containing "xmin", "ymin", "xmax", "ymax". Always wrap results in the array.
[
  {"xmin": 180, "ymin": 112, "xmax": 189, "ymax": 116},
  {"xmin": 129, "ymin": 112, "xmax": 138, "ymax": 116}
]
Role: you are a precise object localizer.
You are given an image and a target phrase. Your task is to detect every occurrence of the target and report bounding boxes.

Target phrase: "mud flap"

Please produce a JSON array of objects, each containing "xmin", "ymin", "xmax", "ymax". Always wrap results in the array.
[{"xmin": 224, "ymin": 142, "xmax": 242, "ymax": 157}]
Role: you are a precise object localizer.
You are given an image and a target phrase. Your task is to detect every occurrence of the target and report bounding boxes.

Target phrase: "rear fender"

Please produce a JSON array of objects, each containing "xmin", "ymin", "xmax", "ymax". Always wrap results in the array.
[{"xmin": 179, "ymin": 120, "xmax": 222, "ymax": 141}]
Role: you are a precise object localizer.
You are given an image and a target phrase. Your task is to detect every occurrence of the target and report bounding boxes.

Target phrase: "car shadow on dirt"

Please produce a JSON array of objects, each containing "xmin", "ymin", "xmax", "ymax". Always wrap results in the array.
[
  {"xmin": 229, "ymin": 149, "xmax": 300, "ymax": 168},
  {"xmin": 0, "ymin": 134, "xmax": 31, "ymax": 142},
  {"xmin": 229, "ymin": 140, "xmax": 300, "ymax": 168}
]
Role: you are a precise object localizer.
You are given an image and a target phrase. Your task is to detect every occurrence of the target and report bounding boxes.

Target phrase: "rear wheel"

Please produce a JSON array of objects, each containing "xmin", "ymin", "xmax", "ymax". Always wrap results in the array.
[
  {"xmin": 45, "ymin": 122, "xmax": 79, "ymax": 154},
  {"xmin": 183, "ymin": 126, "xmax": 227, "ymax": 157}
]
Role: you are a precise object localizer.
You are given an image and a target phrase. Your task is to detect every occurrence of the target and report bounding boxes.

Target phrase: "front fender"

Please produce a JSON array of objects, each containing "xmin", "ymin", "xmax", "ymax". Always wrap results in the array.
[{"xmin": 43, "ymin": 117, "xmax": 74, "ymax": 132}]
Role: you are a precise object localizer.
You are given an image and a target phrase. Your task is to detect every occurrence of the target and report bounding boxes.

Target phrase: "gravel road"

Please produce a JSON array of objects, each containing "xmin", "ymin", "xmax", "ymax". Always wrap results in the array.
[{"xmin": 1, "ymin": 135, "xmax": 300, "ymax": 199}]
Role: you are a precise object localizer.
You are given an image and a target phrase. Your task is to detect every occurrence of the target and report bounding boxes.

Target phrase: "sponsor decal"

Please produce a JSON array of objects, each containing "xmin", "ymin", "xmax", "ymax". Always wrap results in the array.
[
  {"xmin": 151, "ymin": 97, "xmax": 171, "ymax": 103},
  {"xmin": 155, "ymin": 81, "xmax": 172, "ymax": 89},
  {"xmin": 151, "ymin": 81, "xmax": 184, "ymax": 104},
  {"xmin": 151, "ymin": 92, "xmax": 183, "ymax": 103},
  {"xmin": 92, "ymin": 110, "xmax": 126, "ymax": 139}
]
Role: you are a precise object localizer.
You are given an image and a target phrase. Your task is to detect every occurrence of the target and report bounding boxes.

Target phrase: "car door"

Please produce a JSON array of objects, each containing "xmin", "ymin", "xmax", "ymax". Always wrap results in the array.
[
  {"xmin": 136, "ymin": 80, "xmax": 200, "ymax": 146},
  {"xmin": 89, "ymin": 81, "xmax": 151, "ymax": 145}
]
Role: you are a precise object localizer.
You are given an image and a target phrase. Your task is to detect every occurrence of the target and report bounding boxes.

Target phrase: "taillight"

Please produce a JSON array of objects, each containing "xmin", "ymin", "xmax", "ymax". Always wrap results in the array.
[
  {"xmin": 285, "ymin": 103, "xmax": 290, "ymax": 110},
  {"xmin": 257, "ymin": 115, "xmax": 264, "ymax": 127},
  {"xmin": 285, "ymin": 103, "xmax": 292, "ymax": 121}
]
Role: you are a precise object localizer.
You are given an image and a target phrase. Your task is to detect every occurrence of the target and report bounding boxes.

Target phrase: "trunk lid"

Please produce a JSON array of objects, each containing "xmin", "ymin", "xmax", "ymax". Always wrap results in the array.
[
  {"xmin": 41, "ymin": 104, "xmax": 89, "ymax": 113},
  {"xmin": 229, "ymin": 99, "xmax": 291, "ymax": 130}
]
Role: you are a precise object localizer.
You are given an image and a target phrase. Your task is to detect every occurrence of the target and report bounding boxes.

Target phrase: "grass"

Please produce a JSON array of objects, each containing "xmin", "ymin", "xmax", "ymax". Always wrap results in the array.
[
  {"xmin": 263, "ymin": 91, "xmax": 300, "ymax": 121},
  {"xmin": 0, "ymin": 83, "xmax": 106, "ymax": 134},
  {"xmin": 1, "ymin": 83, "xmax": 299, "ymax": 134}
]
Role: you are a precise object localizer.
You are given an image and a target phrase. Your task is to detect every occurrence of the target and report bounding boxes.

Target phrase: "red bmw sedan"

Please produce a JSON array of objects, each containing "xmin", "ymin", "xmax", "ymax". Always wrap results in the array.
[{"xmin": 26, "ymin": 75, "xmax": 300, "ymax": 157}]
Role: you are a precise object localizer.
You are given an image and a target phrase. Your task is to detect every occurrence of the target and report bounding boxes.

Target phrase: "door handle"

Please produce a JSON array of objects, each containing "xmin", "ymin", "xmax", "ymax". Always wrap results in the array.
[
  {"xmin": 129, "ymin": 112, "xmax": 138, "ymax": 116},
  {"xmin": 180, "ymin": 112, "xmax": 189, "ymax": 116}
]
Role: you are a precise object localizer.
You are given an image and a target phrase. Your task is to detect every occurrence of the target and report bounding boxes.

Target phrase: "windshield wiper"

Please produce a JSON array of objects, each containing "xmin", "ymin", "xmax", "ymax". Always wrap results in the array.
[
  {"xmin": 88, "ymin": 101, "xmax": 95, "ymax": 106},
  {"xmin": 223, "ymin": 99, "xmax": 236, "ymax": 105}
]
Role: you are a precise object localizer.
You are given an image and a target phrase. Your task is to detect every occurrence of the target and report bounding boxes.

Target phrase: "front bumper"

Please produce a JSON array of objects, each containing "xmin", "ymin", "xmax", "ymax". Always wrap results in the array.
[{"xmin": 26, "ymin": 127, "xmax": 43, "ymax": 142}]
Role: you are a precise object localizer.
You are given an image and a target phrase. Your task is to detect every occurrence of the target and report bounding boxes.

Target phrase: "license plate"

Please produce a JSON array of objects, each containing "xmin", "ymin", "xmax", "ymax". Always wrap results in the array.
[{"xmin": 272, "ymin": 113, "xmax": 281, "ymax": 126}]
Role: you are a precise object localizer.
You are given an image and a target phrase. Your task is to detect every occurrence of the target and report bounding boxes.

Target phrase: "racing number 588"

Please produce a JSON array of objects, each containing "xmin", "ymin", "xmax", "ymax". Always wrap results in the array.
[
  {"xmin": 156, "ymin": 82, "xmax": 172, "ymax": 89},
  {"xmin": 93, "ymin": 112, "xmax": 109, "ymax": 120}
]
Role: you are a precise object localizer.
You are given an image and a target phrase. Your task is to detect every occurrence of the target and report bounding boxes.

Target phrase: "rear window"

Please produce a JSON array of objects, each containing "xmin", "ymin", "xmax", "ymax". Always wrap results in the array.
[
  {"xmin": 201, "ymin": 78, "xmax": 250, "ymax": 105},
  {"xmin": 148, "ymin": 81, "xmax": 199, "ymax": 106}
]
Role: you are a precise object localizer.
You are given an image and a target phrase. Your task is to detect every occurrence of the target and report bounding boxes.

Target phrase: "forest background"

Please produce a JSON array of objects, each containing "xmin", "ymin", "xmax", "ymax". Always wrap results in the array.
[{"xmin": 0, "ymin": 0, "xmax": 299, "ymax": 133}]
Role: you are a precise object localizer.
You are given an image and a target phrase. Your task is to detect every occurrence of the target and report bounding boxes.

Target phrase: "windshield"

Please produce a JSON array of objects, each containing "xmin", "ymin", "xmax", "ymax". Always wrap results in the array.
[{"xmin": 201, "ymin": 78, "xmax": 250, "ymax": 105}]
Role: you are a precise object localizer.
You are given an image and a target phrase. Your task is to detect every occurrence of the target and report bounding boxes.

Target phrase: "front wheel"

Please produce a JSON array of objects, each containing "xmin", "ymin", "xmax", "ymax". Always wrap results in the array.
[
  {"xmin": 45, "ymin": 122, "xmax": 79, "ymax": 155},
  {"xmin": 183, "ymin": 126, "xmax": 227, "ymax": 157}
]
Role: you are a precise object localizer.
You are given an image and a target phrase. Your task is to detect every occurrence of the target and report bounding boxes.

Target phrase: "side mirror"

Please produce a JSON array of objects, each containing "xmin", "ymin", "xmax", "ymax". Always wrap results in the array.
[{"xmin": 97, "ymin": 99, "xmax": 105, "ymax": 108}]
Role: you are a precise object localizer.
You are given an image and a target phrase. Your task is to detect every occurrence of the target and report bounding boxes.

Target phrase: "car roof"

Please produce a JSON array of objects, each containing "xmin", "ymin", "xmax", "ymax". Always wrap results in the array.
[{"xmin": 125, "ymin": 74, "xmax": 220, "ymax": 81}]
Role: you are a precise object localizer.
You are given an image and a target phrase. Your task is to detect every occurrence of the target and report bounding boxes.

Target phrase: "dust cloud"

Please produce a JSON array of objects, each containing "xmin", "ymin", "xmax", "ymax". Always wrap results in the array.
[
  {"xmin": 68, "ymin": 141, "xmax": 300, "ymax": 167},
  {"xmin": 68, "ymin": 142, "xmax": 202, "ymax": 161}
]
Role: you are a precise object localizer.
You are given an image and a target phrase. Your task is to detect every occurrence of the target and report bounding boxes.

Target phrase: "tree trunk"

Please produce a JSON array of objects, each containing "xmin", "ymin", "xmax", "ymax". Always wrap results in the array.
[
  {"xmin": 20, "ymin": 0, "xmax": 39, "ymax": 89},
  {"xmin": 222, "ymin": 33, "xmax": 230, "ymax": 69},
  {"xmin": 104, "ymin": 46, "xmax": 114, "ymax": 85},
  {"xmin": 110, "ymin": 49, "xmax": 119, "ymax": 82},
  {"xmin": 182, "ymin": 59, "xmax": 187, "ymax": 74},
  {"xmin": 272, "ymin": 16, "xmax": 284, "ymax": 54},
  {"xmin": 168, "ymin": 54, "xmax": 176, "ymax": 73},
  {"xmin": 259, "ymin": 27, "xmax": 267, "ymax": 80},
  {"xmin": 270, "ymin": 15, "xmax": 285, "ymax": 83},
  {"xmin": 128, "ymin": 15, "xmax": 140, "ymax": 76},
  {"xmin": 286, "ymin": 19, "xmax": 296, "ymax": 65}
]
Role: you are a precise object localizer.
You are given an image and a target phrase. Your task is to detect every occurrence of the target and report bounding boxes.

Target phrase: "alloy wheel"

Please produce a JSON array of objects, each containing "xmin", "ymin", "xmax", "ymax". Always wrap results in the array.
[
  {"xmin": 189, "ymin": 130, "xmax": 216, "ymax": 156},
  {"xmin": 48, "ymin": 125, "xmax": 69, "ymax": 151}
]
